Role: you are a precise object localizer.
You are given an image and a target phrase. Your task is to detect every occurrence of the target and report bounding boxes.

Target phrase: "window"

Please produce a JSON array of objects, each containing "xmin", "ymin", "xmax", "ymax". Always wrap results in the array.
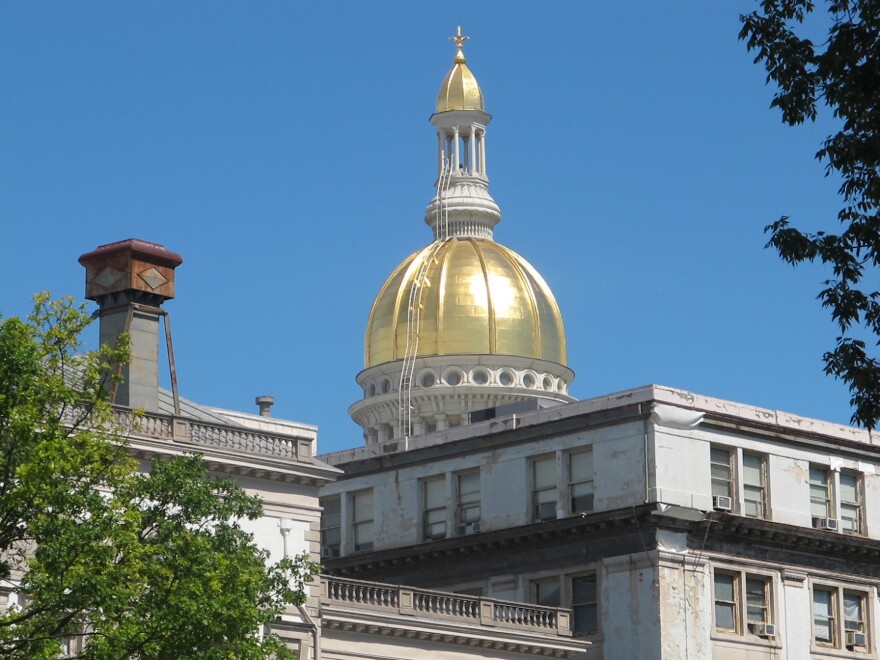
[
  {"xmin": 745, "ymin": 576, "xmax": 771, "ymax": 632},
  {"xmin": 712, "ymin": 569, "xmax": 772, "ymax": 636},
  {"xmin": 321, "ymin": 495, "xmax": 341, "ymax": 557},
  {"xmin": 714, "ymin": 573, "xmax": 738, "ymax": 632},
  {"xmin": 809, "ymin": 465, "xmax": 833, "ymax": 524},
  {"xmin": 709, "ymin": 448, "xmax": 771, "ymax": 517},
  {"xmin": 814, "ymin": 587, "xmax": 836, "ymax": 645},
  {"xmin": 531, "ymin": 572, "xmax": 599, "ymax": 637},
  {"xmin": 813, "ymin": 584, "xmax": 869, "ymax": 650},
  {"xmin": 844, "ymin": 591, "xmax": 867, "ymax": 642},
  {"xmin": 352, "ymin": 489, "xmax": 374, "ymax": 552},
  {"xmin": 808, "ymin": 466, "xmax": 865, "ymax": 533},
  {"xmin": 569, "ymin": 450, "xmax": 594, "ymax": 513},
  {"xmin": 533, "ymin": 577, "xmax": 561, "ymax": 607},
  {"xmin": 456, "ymin": 471, "xmax": 481, "ymax": 534},
  {"xmin": 840, "ymin": 471, "xmax": 862, "ymax": 534},
  {"xmin": 532, "ymin": 455, "xmax": 557, "ymax": 521},
  {"xmin": 742, "ymin": 453, "xmax": 766, "ymax": 519},
  {"xmin": 711, "ymin": 447, "xmax": 733, "ymax": 500},
  {"xmin": 572, "ymin": 575, "xmax": 598, "ymax": 636},
  {"xmin": 423, "ymin": 478, "xmax": 446, "ymax": 540}
]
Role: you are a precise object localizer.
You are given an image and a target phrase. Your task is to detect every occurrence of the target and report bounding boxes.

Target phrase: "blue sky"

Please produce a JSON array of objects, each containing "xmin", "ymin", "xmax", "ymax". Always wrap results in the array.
[{"xmin": 0, "ymin": 2, "xmax": 852, "ymax": 453}]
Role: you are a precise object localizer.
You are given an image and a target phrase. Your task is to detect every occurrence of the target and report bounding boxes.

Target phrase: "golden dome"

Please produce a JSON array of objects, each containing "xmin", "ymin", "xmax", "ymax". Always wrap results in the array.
[
  {"xmin": 436, "ymin": 28, "xmax": 485, "ymax": 112},
  {"xmin": 365, "ymin": 238, "xmax": 566, "ymax": 368}
]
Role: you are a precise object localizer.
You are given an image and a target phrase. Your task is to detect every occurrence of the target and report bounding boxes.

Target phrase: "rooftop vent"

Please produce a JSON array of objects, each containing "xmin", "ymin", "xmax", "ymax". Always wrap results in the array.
[{"xmin": 255, "ymin": 395, "xmax": 275, "ymax": 417}]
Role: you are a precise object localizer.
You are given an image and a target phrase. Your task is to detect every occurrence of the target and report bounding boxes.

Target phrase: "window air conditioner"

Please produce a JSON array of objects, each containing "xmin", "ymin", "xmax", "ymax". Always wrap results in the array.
[
  {"xmin": 458, "ymin": 521, "xmax": 480, "ymax": 535},
  {"xmin": 749, "ymin": 622, "xmax": 776, "ymax": 637},
  {"xmin": 537, "ymin": 501, "xmax": 556, "ymax": 520},
  {"xmin": 846, "ymin": 631, "xmax": 867, "ymax": 648},
  {"xmin": 320, "ymin": 546, "xmax": 337, "ymax": 560},
  {"xmin": 712, "ymin": 495, "xmax": 733, "ymax": 512},
  {"xmin": 813, "ymin": 517, "xmax": 839, "ymax": 531}
]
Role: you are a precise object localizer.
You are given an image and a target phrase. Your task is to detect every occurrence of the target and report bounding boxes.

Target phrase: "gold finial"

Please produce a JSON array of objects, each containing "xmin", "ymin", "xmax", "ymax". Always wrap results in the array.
[{"xmin": 450, "ymin": 25, "xmax": 469, "ymax": 63}]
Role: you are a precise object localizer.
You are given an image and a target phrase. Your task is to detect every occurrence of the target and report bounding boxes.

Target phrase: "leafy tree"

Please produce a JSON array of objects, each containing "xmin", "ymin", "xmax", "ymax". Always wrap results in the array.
[
  {"xmin": 0, "ymin": 294, "xmax": 317, "ymax": 659},
  {"xmin": 740, "ymin": 1, "xmax": 880, "ymax": 427}
]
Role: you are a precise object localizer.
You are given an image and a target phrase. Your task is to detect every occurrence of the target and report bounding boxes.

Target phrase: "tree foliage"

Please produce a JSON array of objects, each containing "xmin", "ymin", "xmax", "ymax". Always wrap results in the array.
[
  {"xmin": 740, "ymin": 0, "xmax": 880, "ymax": 427},
  {"xmin": 0, "ymin": 294, "xmax": 317, "ymax": 659}
]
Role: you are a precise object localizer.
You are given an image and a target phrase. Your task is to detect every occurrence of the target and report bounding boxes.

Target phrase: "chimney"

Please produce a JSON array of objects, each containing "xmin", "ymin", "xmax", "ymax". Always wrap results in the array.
[
  {"xmin": 256, "ymin": 395, "xmax": 275, "ymax": 417},
  {"xmin": 79, "ymin": 239, "xmax": 183, "ymax": 412}
]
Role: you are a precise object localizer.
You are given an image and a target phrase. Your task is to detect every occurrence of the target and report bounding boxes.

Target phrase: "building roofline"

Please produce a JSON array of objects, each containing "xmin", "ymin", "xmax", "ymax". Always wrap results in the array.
[{"xmin": 320, "ymin": 384, "xmax": 874, "ymax": 471}]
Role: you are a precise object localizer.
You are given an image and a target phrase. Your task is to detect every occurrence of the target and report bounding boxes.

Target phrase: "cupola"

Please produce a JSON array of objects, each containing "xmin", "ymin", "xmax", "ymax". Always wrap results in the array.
[{"xmin": 350, "ymin": 29, "xmax": 574, "ymax": 446}]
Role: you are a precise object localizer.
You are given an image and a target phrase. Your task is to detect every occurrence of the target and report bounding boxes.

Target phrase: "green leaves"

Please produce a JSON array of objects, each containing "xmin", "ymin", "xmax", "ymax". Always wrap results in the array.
[
  {"xmin": 742, "ymin": 0, "xmax": 880, "ymax": 427},
  {"xmin": 0, "ymin": 296, "xmax": 315, "ymax": 658}
]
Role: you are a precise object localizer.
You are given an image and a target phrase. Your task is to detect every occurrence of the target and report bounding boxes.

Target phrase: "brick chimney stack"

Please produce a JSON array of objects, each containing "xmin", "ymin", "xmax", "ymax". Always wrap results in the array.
[{"xmin": 79, "ymin": 239, "xmax": 183, "ymax": 412}]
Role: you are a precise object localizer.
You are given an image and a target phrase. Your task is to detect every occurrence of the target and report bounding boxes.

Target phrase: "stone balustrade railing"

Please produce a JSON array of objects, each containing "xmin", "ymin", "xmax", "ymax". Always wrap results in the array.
[
  {"xmin": 185, "ymin": 419, "xmax": 302, "ymax": 459},
  {"xmin": 60, "ymin": 404, "xmax": 312, "ymax": 463},
  {"xmin": 321, "ymin": 576, "xmax": 571, "ymax": 636},
  {"xmin": 325, "ymin": 577, "xmax": 400, "ymax": 608}
]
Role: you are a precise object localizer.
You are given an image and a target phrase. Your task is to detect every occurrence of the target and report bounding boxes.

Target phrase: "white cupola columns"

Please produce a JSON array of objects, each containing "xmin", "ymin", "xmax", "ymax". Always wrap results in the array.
[
  {"xmin": 430, "ymin": 109, "xmax": 492, "ymax": 179},
  {"xmin": 435, "ymin": 125, "xmax": 486, "ymax": 177},
  {"xmin": 426, "ymin": 108, "xmax": 500, "ymax": 240}
]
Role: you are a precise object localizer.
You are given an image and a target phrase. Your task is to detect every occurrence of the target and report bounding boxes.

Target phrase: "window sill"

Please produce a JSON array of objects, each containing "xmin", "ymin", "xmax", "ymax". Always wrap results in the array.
[
  {"xmin": 809, "ymin": 645, "xmax": 875, "ymax": 658},
  {"xmin": 710, "ymin": 630, "xmax": 782, "ymax": 650}
]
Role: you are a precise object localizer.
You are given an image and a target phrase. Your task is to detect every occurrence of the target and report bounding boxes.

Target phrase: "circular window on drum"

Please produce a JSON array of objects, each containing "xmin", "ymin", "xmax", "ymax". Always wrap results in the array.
[
  {"xmin": 471, "ymin": 369, "xmax": 489, "ymax": 385},
  {"xmin": 367, "ymin": 382, "xmax": 377, "ymax": 397},
  {"xmin": 382, "ymin": 379, "xmax": 392, "ymax": 394},
  {"xmin": 498, "ymin": 370, "xmax": 514, "ymax": 386},
  {"xmin": 543, "ymin": 376, "xmax": 554, "ymax": 391},
  {"xmin": 420, "ymin": 371, "xmax": 436, "ymax": 388},
  {"xmin": 523, "ymin": 373, "xmax": 536, "ymax": 389},
  {"xmin": 444, "ymin": 369, "xmax": 463, "ymax": 386}
]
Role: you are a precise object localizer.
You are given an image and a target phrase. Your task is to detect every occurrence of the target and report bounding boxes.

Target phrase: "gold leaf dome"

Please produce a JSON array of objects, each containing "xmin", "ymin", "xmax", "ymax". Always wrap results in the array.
[
  {"xmin": 436, "ymin": 30, "xmax": 485, "ymax": 112},
  {"xmin": 365, "ymin": 237, "xmax": 567, "ymax": 368}
]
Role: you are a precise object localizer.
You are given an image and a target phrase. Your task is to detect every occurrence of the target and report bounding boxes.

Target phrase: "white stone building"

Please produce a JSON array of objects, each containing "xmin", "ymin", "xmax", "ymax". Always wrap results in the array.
[
  {"xmin": 324, "ymin": 384, "xmax": 880, "ymax": 659},
  {"xmin": 319, "ymin": 28, "xmax": 880, "ymax": 660}
]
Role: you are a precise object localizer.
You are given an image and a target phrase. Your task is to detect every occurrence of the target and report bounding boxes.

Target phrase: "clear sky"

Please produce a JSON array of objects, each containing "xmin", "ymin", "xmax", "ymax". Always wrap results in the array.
[{"xmin": 0, "ymin": 2, "xmax": 853, "ymax": 453}]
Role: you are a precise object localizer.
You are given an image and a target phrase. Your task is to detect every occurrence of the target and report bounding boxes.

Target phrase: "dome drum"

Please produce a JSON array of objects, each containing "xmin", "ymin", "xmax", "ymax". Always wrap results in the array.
[{"xmin": 350, "ymin": 354, "xmax": 575, "ymax": 444}]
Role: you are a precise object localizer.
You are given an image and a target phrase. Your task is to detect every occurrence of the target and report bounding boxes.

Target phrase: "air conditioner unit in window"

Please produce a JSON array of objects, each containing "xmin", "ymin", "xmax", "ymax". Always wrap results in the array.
[
  {"xmin": 537, "ymin": 502, "xmax": 556, "ymax": 520},
  {"xmin": 466, "ymin": 521, "xmax": 481, "ymax": 534},
  {"xmin": 846, "ymin": 631, "xmax": 868, "ymax": 648},
  {"xmin": 813, "ymin": 517, "xmax": 839, "ymax": 531},
  {"xmin": 712, "ymin": 495, "xmax": 733, "ymax": 512},
  {"xmin": 749, "ymin": 622, "xmax": 776, "ymax": 638},
  {"xmin": 320, "ymin": 546, "xmax": 338, "ymax": 560}
]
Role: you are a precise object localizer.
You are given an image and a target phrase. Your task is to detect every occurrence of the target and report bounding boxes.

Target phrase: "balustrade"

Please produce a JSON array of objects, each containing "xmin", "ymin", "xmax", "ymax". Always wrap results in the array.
[
  {"xmin": 322, "ymin": 576, "xmax": 569, "ymax": 635},
  {"xmin": 61, "ymin": 405, "xmax": 304, "ymax": 461}
]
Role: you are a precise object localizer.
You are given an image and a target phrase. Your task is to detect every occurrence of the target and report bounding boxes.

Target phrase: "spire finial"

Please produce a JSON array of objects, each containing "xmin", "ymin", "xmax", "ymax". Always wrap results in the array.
[{"xmin": 450, "ymin": 25, "xmax": 469, "ymax": 63}]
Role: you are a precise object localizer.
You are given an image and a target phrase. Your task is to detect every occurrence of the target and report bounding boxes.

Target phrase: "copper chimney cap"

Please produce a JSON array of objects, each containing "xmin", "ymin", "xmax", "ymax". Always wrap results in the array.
[{"xmin": 79, "ymin": 238, "xmax": 183, "ymax": 302}]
